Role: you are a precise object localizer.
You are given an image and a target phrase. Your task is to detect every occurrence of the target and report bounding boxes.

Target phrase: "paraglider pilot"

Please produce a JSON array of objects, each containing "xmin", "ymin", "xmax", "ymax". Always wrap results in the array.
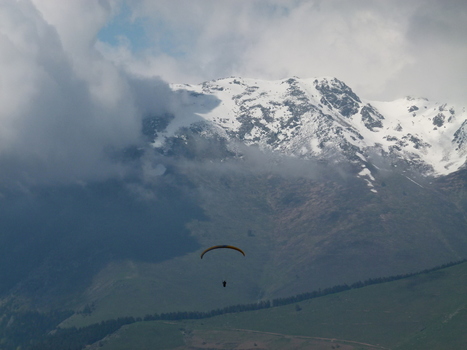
[{"xmin": 200, "ymin": 246, "xmax": 245, "ymax": 289}]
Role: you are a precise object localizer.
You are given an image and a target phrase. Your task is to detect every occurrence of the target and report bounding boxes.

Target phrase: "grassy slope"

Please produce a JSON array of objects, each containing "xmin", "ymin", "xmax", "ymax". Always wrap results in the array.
[
  {"xmin": 88, "ymin": 321, "xmax": 185, "ymax": 350},
  {"xmin": 95, "ymin": 324, "xmax": 383, "ymax": 350},
  {"xmin": 61, "ymin": 172, "xmax": 275, "ymax": 327},
  {"xmin": 91, "ymin": 261, "xmax": 467, "ymax": 349},
  {"xmin": 62, "ymin": 166, "xmax": 467, "ymax": 327}
]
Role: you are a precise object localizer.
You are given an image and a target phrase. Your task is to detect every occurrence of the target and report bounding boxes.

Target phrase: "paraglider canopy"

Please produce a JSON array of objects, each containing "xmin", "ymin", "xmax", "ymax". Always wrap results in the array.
[{"xmin": 200, "ymin": 245, "xmax": 245, "ymax": 259}]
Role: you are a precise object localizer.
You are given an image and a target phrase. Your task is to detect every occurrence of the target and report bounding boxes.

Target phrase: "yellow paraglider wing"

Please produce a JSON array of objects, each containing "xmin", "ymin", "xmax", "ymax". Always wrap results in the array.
[{"xmin": 200, "ymin": 245, "xmax": 245, "ymax": 259}]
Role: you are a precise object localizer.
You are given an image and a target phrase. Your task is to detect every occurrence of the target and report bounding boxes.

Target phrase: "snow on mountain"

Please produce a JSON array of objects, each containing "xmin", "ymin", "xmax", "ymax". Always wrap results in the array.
[{"xmin": 152, "ymin": 76, "xmax": 467, "ymax": 179}]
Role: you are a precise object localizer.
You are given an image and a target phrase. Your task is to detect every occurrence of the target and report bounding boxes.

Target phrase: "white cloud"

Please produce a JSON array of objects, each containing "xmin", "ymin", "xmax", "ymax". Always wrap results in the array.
[
  {"xmin": 236, "ymin": 1, "xmax": 413, "ymax": 96},
  {"xmin": 1, "ymin": 0, "xmax": 466, "ymax": 187},
  {"xmin": 100, "ymin": 0, "xmax": 467, "ymax": 104},
  {"xmin": 0, "ymin": 0, "xmax": 173, "ymax": 186}
]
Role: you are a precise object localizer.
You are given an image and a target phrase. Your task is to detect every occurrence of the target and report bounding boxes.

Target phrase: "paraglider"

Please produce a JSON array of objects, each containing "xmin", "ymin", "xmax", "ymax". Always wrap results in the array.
[
  {"xmin": 200, "ymin": 245, "xmax": 245, "ymax": 259},
  {"xmin": 200, "ymin": 245, "xmax": 245, "ymax": 287}
]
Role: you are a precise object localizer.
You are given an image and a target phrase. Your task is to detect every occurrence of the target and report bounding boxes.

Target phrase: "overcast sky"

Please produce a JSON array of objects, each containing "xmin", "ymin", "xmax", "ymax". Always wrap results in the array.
[
  {"xmin": 97, "ymin": 0, "xmax": 467, "ymax": 104},
  {"xmin": 0, "ymin": 0, "xmax": 466, "ymax": 185}
]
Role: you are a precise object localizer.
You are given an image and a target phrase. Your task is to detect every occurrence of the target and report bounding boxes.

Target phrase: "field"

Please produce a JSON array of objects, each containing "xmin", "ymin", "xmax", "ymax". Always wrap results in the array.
[
  {"xmin": 85, "ymin": 261, "xmax": 467, "ymax": 349},
  {"xmin": 94, "ymin": 324, "xmax": 385, "ymax": 350}
]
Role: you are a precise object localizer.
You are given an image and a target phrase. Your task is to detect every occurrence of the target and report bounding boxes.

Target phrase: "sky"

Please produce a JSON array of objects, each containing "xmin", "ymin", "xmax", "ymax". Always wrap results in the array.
[
  {"xmin": 0, "ymin": 0, "xmax": 466, "ymax": 186},
  {"xmin": 96, "ymin": 0, "xmax": 467, "ymax": 103}
]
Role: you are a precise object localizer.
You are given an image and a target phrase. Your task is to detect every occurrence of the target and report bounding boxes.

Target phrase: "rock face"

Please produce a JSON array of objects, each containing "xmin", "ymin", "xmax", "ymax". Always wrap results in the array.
[{"xmin": 150, "ymin": 76, "xmax": 467, "ymax": 177}]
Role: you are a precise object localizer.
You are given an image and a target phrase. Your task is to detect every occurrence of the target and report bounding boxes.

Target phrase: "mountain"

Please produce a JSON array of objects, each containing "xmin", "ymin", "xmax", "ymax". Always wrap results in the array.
[
  {"xmin": 153, "ymin": 76, "xmax": 467, "ymax": 180},
  {"xmin": 51, "ymin": 77, "xmax": 467, "ymax": 322},
  {"xmin": 1, "ymin": 76, "xmax": 467, "ymax": 334}
]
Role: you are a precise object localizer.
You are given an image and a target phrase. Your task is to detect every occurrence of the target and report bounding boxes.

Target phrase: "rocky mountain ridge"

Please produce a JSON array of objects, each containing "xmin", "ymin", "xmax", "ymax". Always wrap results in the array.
[{"xmin": 152, "ymin": 76, "xmax": 467, "ymax": 182}]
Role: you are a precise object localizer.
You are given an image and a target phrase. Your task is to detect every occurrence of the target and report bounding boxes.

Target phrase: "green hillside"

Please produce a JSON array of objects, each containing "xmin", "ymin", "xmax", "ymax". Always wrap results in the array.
[
  {"xmin": 2, "ymin": 158, "xmax": 467, "ymax": 346},
  {"xmin": 86, "ymin": 260, "xmax": 467, "ymax": 350},
  {"xmin": 60, "ymin": 164, "xmax": 467, "ymax": 326}
]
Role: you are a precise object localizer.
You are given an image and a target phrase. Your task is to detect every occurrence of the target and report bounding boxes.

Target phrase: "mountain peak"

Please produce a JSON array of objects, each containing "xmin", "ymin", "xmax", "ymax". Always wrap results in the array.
[
  {"xmin": 159, "ymin": 77, "xmax": 467, "ymax": 177},
  {"xmin": 312, "ymin": 77, "xmax": 361, "ymax": 117}
]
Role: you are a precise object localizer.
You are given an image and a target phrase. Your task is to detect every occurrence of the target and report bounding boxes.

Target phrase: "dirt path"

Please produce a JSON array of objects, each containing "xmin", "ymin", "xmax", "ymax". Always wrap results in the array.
[
  {"xmin": 231, "ymin": 328, "xmax": 391, "ymax": 350},
  {"xmin": 181, "ymin": 327, "xmax": 391, "ymax": 350}
]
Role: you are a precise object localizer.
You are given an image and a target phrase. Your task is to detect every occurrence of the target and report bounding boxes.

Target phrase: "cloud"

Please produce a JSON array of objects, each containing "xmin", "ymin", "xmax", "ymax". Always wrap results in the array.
[
  {"xmin": 100, "ymin": 0, "xmax": 467, "ymax": 105},
  {"xmin": 0, "ymin": 0, "xmax": 175, "ymax": 187},
  {"xmin": 1, "ymin": 0, "xmax": 466, "ymax": 187},
  {"xmin": 382, "ymin": 0, "xmax": 467, "ymax": 104}
]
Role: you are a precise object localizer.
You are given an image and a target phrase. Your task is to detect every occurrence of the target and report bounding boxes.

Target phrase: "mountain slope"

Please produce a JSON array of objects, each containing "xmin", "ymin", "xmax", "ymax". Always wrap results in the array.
[
  {"xmin": 54, "ymin": 158, "xmax": 467, "ymax": 327},
  {"xmin": 1, "ymin": 76, "xmax": 467, "ymax": 329}
]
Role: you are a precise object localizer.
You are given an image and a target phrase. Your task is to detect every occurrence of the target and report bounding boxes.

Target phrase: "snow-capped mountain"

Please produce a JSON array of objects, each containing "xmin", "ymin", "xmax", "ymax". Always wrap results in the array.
[{"xmin": 152, "ymin": 76, "xmax": 467, "ymax": 177}]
